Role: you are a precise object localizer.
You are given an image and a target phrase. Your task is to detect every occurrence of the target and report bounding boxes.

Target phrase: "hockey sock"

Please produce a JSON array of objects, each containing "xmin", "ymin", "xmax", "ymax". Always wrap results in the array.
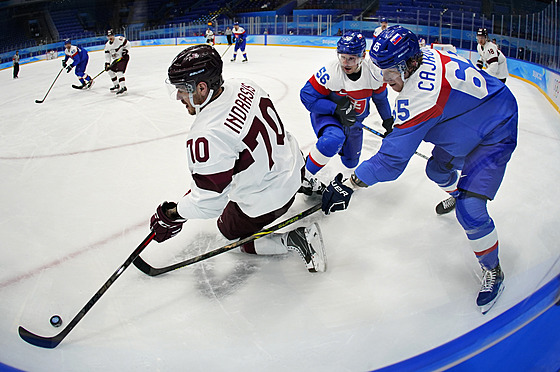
[
  {"xmin": 117, "ymin": 72, "xmax": 126, "ymax": 88},
  {"xmin": 456, "ymin": 195, "xmax": 499, "ymax": 269},
  {"xmin": 239, "ymin": 234, "xmax": 289, "ymax": 255},
  {"xmin": 79, "ymin": 78, "xmax": 85, "ymax": 85},
  {"xmin": 243, "ymin": 53, "xmax": 247, "ymax": 59},
  {"xmin": 306, "ymin": 126, "xmax": 345, "ymax": 174}
]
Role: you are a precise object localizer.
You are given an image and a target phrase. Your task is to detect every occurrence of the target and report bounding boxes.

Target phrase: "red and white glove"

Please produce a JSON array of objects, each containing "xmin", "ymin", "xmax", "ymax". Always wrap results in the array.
[{"xmin": 150, "ymin": 202, "xmax": 186, "ymax": 243}]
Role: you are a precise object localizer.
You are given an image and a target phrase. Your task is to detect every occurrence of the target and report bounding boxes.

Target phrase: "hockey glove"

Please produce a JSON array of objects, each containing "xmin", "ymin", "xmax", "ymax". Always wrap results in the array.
[
  {"xmin": 62, "ymin": 60, "xmax": 67, "ymax": 68},
  {"xmin": 476, "ymin": 60, "xmax": 483, "ymax": 69},
  {"xmin": 122, "ymin": 49, "xmax": 128, "ymax": 56},
  {"xmin": 334, "ymin": 97, "xmax": 357, "ymax": 127},
  {"xmin": 66, "ymin": 65, "xmax": 74, "ymax": 73},
  {"xmin": 382, "ymin": 117, "xmax": 394, "ymax": 137},
  {"xmin": 150, "ymin": 201, "xmax": 187, "ymax": 243},
  {"xmin": 105, "ymin": 62, "xmax": 111, "ymax": 71},
  {"xmin": 321, "ymin": 173, "xmax": 354, "ymax": 215}
]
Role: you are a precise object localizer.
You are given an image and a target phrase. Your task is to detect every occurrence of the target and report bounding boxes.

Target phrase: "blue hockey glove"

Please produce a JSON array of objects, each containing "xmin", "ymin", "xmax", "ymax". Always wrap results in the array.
[
  {"xmin": 321, "ymin": 173, "xmax": 354, "ymax": 215},
  {"xmin": 334, "ymin": 97, "xmax": 357, "ymax": 127}
]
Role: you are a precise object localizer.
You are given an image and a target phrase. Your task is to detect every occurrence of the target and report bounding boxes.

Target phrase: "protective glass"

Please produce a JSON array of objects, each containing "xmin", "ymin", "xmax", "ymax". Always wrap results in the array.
[
  {"xmin": 337, "ymin": 53, "xmax": 362, "ymax": 67},
  {"xmin": 380, "ymin": 68, "xmax": 401, "ymax": 83},
  {"xmin": 165, "ymin": 78, "xmax": 196, "ymax": 100}
]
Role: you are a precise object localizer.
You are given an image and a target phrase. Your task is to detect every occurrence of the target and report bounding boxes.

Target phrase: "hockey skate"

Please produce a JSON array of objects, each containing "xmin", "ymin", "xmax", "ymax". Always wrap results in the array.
[
  {"xmin": 298, "ymin": 176, "xmax": 326, "ymax": 197},
  {"xmin": 285, "ymin": 223, "xmax": 327, "ymax": 272},
  {"xmin": 72, "ymin": 83, "xmax": 86, "ymax": 90},
  {"xmin": 435, "ymin": 196, "xmax": 456, "ymax": 215},
  {"xmin": 242, "ymin": 58, "xmax": 248, "ymax": 63},
  {"xmin": 85, "ymin": 79, "xmax": 94, "ymax": 89},
  {"xmin": 110, "ymin": 84, "xmax": 120, "ymax": 92},
  {"xmin": 116, "ymin": 86, "xmax": 128, "ymax": 95},
  {"xmin": 230, "ymin": 57, "xmax": 236, "ymax": 62},
  {"xmin": 477, "ymin": 264, "xmax": 505, "ymax": 315}
]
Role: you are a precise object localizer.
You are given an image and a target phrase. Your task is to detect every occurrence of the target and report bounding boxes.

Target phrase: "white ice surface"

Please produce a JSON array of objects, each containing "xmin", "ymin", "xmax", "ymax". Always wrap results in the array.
[{"xmin": 0, "ymin": 44, "xmax": 559, "ymax": 372}]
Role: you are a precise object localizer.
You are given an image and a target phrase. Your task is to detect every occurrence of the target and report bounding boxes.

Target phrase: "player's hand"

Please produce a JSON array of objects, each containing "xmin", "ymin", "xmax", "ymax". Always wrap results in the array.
[
  {"xmin": 122, "ymin": 49, "xmax": 128, "ymax": 56},
  {"xmin": 105, "ymin": 62, "xmax": 111, "ymax": 71},
  {"xmin": 150, "ymin": 202, "xmax": 187, "ymax": 243},
  {"xmin": 321, "ymin": 173, "xmax": 354, "ymax": 215},
  {"xmin": 334, "ymin": 97, "xmax": 357, "ymax": 127},
  {"xmin": 382, "ymin": 117, "xmax": 394, "ymax": 137},
  {"xmin": 62, "ymin": 60, "xmax": 67, "ymax": 68},
  {"xmin": 476, "ymin": 60, "xmax": 483, "ymax": 69},
  {"xmin": 66, "ymin": 65, "xmax": 73, "ymax": 73}
]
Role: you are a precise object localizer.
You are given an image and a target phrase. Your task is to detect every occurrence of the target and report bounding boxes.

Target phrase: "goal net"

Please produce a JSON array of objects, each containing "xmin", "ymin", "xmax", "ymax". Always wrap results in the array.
[
  {"xmin": 45, "ymin": 50, "xmax": 58, "ymax": 60},
  {"xmin": 430, "ymin": 43, "xmax": 457, "ymax": 53}
]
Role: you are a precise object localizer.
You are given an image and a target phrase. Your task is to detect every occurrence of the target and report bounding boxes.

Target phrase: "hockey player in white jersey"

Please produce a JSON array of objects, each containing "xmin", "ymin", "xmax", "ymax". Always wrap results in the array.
[
  {"xmin": 322, "ymin": 26, "xmax": 518, "ymax": 314},
  {"xmin": 299, "ymin": 31, "xmax": 393, "ymax": 195},
  {"xmin": 476, "ymin": 28, "xmax": 509, "ymax": 83},
  {"xmin": 205, "ymin": 27, "xmax": 215, "ymax": 45},
  {"xmin": 104, "ymin": 29, "xmax": 131, "ymax": 95},
  {"xmin": 149, "ymin": 45, "xmax": 326, "ymax": 273}
]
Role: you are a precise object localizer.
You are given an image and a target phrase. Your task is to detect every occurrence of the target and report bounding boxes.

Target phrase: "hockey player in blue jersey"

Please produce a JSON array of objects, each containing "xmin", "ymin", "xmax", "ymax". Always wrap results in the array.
[
  {"xmin": 299, "ymin": 31, "xmax": 393, "ymax": 195},
  {"xmin": 321, "ymin": 26, "xmax": 518, "ymax": 314},
  {"xmin": 231, "ymin": 22, "xmax": 248, "ymax": 62},
  {"xmin": 63, "ymin": 39, "xmax": 93, "ymax": 90}
]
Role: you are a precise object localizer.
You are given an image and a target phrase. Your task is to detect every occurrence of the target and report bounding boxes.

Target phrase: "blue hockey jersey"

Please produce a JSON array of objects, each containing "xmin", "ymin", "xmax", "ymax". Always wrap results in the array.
[{"xmin": 355, "ymin": 48, "xmax": 518, "ymax": 186}]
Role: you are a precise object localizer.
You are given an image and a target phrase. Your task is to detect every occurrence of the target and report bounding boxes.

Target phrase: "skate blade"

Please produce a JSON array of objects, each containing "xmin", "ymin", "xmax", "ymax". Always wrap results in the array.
[
  {"xmin": 479, "ymin": 283, "xmax": 505, "ymax": 315},
  {"xmin": 305, "ymin": 223, "xmax": 327, "ymax": 273}
]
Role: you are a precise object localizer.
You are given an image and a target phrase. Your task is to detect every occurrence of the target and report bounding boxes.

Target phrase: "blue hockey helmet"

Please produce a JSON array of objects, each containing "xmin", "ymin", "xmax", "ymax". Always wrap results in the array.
[
  {"xmin": 369, "ymin": 25, "xmax": 421, "ymax": 72},
  {"xmin": 337, "ymin": 32, "xmax": 366, "ymax": 56},
  {"xmin": 64, "ymin": 38, "xmax": 71, "ymax": 45}
]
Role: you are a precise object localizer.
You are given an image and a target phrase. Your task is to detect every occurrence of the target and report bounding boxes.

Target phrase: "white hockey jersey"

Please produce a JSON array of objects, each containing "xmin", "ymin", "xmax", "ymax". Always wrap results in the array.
[
  {"xmin": 104, "ymin": 36, "xmax": 130, "ymax": 63},
  {"xmin": 477, "ymin": 42, "xmax": 508, "ymax": 80},
  {"xmin": 177, "ymin": 79, "xmax": 304, "ymax": 220},
  {"xmin": 302, "ymin": 57, "xmax": 388, "ymax": 121}
]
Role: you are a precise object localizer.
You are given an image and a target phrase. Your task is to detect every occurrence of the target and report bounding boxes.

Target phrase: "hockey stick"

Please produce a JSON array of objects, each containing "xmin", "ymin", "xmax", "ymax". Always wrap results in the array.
[
  {"xmin": 35, "ymin": 67, "xmax": 64, "ymax": 104},
  {"xmin": 90, "ymin": 58, "xmax": 122, "ymax": 81},
  {"xmin": 133, "ymin": 203, "xmax": 322, "ymax": 277},
  {"xmin": 360, "ymin": 123, "xmax": 430, "ymax": 160},
  {"xmin": 220, "ymin": 43, "xmax": 233, "ymax": 58},
  {"xmin": 18, "ymin": 231, "xmax": 156, "ymax": 349}
]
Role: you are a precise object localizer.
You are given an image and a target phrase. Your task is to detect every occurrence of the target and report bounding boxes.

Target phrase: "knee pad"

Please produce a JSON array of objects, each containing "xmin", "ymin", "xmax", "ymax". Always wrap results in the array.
[
  {"xmin": 316, "ymin": 126, "xmax": 345, "ymax": 158},
  {"xmin": 426, "ymin": 157, "xmax": 456, "ymax": 186},
  {"xmin": 341, "ymin": 156, "xmax": 359, "ymax": 169},
  {"xmin": 455, "ymin": 194, "xmax": 495, "ymax": 240}
]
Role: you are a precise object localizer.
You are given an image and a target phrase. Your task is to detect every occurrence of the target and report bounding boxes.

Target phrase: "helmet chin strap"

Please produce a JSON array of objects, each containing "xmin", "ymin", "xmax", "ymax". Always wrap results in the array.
[{"xmin": 188, "ymin": 89, "xmax": 215, "ymax": 114}]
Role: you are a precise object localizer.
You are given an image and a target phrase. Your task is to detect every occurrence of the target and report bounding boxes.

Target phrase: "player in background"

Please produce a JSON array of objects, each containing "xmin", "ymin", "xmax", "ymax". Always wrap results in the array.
[
  {"xmin": 62, "ymin": 39, "xmax": 93, "ymax": 89},
  {"xmin": 321, "ymin": 26, "xmax": 518, "ymax": 314},
  {"xmin": 205, "ymin": 27, "xmax": 215, "ymax": 45},
  {"xmin": 373, "ymin": 17, "xmax": 389, "ymax": 38},
  {"xmin": 299, "ymin": 31, "xmax": 393, "ymax": 196},
  {"xmin": 104, "ymin": 29, "xmax": 131, "ymax": 95},
  {"xmin": 12, "ymin": 50, "xmax": 20, "ymax": 79},
  {"xmin": 231, "ymin": 22, "xmax": 248, "ymax": 62},
  {"xmin": 476, "ymin": 28, "xmax": 509, "ymax": 83},
  {"xmin": 150, "ymin": 45, "xmax": 326, "ymax": 273}
]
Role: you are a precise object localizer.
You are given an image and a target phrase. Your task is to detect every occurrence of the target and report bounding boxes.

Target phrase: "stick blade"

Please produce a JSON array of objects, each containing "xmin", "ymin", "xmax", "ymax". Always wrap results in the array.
[
  {"xmin": 133, "ymin": 256, "xmax": 158, "ymax": 276},
  {"xmin": 18, "ymin": 326, "xmax": 62, "ymax": 349},
  {"xmin": 35, "ymin": 100, "xmax": 44, "ymax": 104}
]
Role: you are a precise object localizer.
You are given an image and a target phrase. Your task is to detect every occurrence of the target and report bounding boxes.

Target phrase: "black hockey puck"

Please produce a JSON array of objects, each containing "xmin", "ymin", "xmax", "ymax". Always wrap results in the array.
[{"xmin": 50, "ymin": 315, "xmax": 63, "ymax": 328}]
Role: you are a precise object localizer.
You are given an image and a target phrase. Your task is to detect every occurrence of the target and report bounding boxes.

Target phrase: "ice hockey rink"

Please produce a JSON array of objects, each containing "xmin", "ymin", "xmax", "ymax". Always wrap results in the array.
[{"xmin": 0, "ymin": 43, "xmax": 559, "ymax": 371}]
